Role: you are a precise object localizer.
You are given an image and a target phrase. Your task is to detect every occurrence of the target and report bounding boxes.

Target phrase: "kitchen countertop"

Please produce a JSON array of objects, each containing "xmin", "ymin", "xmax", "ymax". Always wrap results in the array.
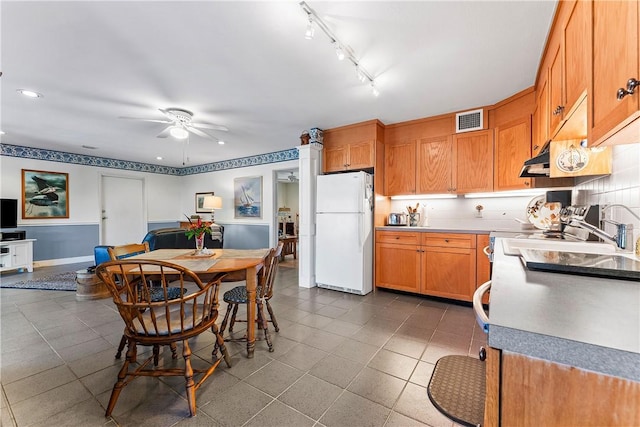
[
  {"xmin": 488, "ymin": 235, "xmax": 640, "ymax": 382},
  {"xmin": 376, "ymin": 226, "xmax": 517, "ymax": 234}
]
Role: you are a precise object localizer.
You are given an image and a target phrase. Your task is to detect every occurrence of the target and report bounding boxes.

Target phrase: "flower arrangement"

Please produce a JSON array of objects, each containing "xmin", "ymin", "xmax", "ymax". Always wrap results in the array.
[{"xmin": 184, "ymin": 215, "xmax": 212, "ymax": 240}]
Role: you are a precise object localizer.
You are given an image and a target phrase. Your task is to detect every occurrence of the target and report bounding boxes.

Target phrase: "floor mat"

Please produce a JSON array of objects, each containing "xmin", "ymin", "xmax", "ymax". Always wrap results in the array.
[
  {"xmin": 0, "ymin": 271, "xmax": 77, "ymax": 291},
  {"xmin": 427, "ymin": 355, "xmax": 486, "ymax": 427}
]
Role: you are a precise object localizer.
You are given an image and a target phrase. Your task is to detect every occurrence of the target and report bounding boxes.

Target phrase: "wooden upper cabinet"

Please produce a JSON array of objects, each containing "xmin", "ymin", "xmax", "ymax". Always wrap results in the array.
[
  {"xmin": 494, "ymin": 117, "xmax": 532, "ymax": 191},
  {"xmin": 453, "ymin": 129, "xmax": 494, "ymax": 193},
  {"xmin": 535, "ymin": 73, "xmax": 550, "ymax": 155},
  {"xmin": 591, "ymin": 0, "xmax": 639, "ymax": 145},
  {"xmin": 323, "ymin": 145, "xmax": 348, "ymax": 173},
  {"xmin": 384, "ymin": 141, "xmax": 416, "ymax": 195},
  {"xmin": 564, "ymin": 0, "xmax": 589, "ymax": 114},
  {"xmin": 416, "ymin": 136, "xmax": 454, "ymax": 193},
  {"xmin": 322, "ymin": 120, "xmax": 381, "ymax": 173},
  {"xmin": 348, "ymin": 140, "xmax": 375, "ymax": 170},
  {"xmin": 549, "ymin": 41, "xmax": 564, "ymax": 133}
]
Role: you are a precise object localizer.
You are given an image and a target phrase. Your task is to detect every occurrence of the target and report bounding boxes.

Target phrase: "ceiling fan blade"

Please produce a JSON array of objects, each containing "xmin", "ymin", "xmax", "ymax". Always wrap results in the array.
[
  {"xmin": 185, "ymin": 126, "xmax": 213, "ymax": 139},
  {"xmin": 191, "ymin": 122, "xmax": 229, "ymax": 132},
  {"xmin": 119, "ymin": 116, "xmax": 172, "ymax": 124},
  {"xmin": 156, "ymin": 126, "xmax": 173, "ymax": 138}
]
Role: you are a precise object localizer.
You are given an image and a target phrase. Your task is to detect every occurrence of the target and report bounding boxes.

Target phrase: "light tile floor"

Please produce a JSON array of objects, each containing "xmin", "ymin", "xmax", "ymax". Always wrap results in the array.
[{"xmin": 1, "ymin": 260, "xmax": 485, "ymax": 426}]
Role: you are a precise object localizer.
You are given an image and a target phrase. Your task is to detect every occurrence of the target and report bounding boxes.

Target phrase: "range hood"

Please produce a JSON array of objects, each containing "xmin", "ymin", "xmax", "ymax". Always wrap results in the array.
[{"xmin": 519, "ymin": 140, "xmax": 551, "ymax": 177}]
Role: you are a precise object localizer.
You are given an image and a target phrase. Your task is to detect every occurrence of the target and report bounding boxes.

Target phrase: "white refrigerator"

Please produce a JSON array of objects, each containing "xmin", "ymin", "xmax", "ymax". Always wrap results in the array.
[{"xmin": 315, "ymin": 171, "xmax": 373, "ymax": 295}]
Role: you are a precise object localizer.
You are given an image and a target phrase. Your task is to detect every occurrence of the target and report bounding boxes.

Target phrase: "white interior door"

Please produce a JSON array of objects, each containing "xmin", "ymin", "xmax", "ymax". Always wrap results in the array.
[{"xmin": 101, "ymin": 175, "xmax": 146, "ymax": 245}]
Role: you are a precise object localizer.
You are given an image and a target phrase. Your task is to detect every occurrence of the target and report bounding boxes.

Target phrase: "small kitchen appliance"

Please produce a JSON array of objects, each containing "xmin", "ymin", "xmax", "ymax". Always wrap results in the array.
[{"xmin": 387, "ymin": 213, "xmax": 408, "ymax": 226}]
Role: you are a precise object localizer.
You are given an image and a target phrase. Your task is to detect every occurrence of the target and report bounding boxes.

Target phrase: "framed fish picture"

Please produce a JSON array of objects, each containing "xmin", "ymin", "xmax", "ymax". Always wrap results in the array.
[
  {"xmin": 22, "ymin": 169, "xmax": 69, "ymax": 219},
  {"xmin": 234, "ymin": 176, "xmax": 262, "ymax": 218}
]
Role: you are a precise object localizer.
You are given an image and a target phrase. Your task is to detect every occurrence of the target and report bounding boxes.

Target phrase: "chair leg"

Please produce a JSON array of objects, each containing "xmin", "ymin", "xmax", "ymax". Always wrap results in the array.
[
  {"xmin": 182, "ymin": 340, "xmax": 197, "ymax": 417},
  {"xmin": 266, "ymin": 300, "xmax": 279, "ymax": 332},
  {"xmin": 220, "ymin": 303, "xmax": 233, "ymax": 337},
  {"xmin": 170, "ymin": 342, "xmax": 178, "ymax": 359},
  {"xmin": 115, "ymin": 334, "xmax": 127, "ymax": 359},
  {"xmin": 106, "ymin": 339, "xmax": 135, "ymax": 417},
  {"xmin": 229, "ymin": 303, "xmax": 239, "ymax": 333},
  {"xmin": 212, "ymin": 323, "xmax": 232, "ymax": 368},
  {"xmin": 257, "ymin": 299, "xmax": 273, "ymax": 352},
  {"xmin": 153, "ymin": 345, "xmax": 160, "ymax": 366}
]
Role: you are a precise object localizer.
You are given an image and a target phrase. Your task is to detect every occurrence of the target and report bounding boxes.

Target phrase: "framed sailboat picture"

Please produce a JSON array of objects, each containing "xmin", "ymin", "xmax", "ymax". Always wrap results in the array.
[{"xmin": 234, "ymin": 176, "xmax": 262, "ymax": 218}]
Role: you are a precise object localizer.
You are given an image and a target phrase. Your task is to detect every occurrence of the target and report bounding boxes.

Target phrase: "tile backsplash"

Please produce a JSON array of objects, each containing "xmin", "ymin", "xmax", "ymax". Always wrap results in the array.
[{"xmin": 388, "ymin": 143, "xmax": 640, "ymax": 243}]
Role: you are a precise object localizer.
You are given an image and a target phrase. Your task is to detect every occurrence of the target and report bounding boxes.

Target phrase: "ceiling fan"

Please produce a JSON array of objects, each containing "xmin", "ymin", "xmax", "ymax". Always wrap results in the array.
[{"xmin": 119, "ymin": 108, "xmax": 228, "ymax": 141}]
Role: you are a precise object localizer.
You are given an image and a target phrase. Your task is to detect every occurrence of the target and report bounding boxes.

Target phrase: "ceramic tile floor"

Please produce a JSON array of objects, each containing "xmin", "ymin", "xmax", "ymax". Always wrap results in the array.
[{"xmin": 1, "ymin": 260, "xmax": 485, "ymax": 427}]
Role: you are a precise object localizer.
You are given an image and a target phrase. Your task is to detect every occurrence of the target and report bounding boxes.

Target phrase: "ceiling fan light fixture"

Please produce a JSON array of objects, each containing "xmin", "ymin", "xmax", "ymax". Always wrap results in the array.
[{"xmin": 169, "ymin": 126, "xmax": 189, "ymax": 139}]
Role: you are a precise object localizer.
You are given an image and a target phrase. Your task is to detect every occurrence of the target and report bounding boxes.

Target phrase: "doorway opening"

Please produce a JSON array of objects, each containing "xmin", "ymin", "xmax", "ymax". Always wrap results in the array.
[{"xmin": 274, "ymin": 168, "xmax": 299, "ymax": 263}]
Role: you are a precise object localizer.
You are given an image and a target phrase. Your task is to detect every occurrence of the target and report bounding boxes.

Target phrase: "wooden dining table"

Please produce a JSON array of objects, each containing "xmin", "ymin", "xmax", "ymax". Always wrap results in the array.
[{"xmin": 128, "ymin": 248, "xmax": 270, "ymax": 358}]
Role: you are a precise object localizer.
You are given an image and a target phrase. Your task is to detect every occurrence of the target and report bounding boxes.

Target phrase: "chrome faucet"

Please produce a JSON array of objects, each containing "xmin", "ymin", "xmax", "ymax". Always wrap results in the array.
[{"xmin": 569, "ymin": 204, "xmax": 639, "ymax": 252}]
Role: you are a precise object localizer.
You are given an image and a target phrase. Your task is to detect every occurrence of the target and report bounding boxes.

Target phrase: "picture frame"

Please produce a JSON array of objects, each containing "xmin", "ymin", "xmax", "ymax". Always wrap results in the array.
[
  {"xmin": 195, "ymin": 192, "xmax": 214, "ymax": 213},
  {"xmin": 234, "ymin": 176, "xmax": 262, "ymax": 218},
  {"xmin": 22, "ymin": 169, "xmax": 69, "ymax": 219}
]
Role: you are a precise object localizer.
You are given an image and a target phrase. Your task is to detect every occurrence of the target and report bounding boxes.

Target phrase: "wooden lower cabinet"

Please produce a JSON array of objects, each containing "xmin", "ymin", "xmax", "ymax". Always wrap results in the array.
[
  {"xmin": 485, "ymin": 349, "xmax": 640, "ymax": 426},
  {"xmin": 375, "ymin": 230, "xmax": 478, "ymax": 301}
]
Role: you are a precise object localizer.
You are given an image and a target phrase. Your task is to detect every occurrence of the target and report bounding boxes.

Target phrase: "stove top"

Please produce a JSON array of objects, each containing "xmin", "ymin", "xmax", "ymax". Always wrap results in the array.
[{"xmin": 520, "ymin": 248, "xmax": 640, "ymax": 281}]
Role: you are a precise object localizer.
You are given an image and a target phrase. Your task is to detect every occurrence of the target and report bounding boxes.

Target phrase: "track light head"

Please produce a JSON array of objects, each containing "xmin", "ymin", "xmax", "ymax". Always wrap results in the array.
[
  {"xmin": 304, "ymin": 17, "xmax": 314, "ymax": 39},
  {"xmin": 334, "ymin": 43, "xmax": 345, "ymax": 61},
  {"xmin": 356, "ymin": 66, "xmax": 367, "ymax": 83},
  {"xmin": 371, "ymin": 83, "xmax": 380, "ymax": 97}
]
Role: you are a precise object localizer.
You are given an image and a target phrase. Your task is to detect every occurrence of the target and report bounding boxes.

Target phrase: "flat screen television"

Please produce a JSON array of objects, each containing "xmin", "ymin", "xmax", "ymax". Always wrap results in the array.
[{"xmin": 1, "ymin": 198, "xmax": 18, "ymax": 229}]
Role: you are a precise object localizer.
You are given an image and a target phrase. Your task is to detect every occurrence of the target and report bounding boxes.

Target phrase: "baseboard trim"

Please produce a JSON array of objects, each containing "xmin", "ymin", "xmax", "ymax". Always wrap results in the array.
[{"xmin": 34, "ymin": 256, "xmax": 93, "ymax": 268}]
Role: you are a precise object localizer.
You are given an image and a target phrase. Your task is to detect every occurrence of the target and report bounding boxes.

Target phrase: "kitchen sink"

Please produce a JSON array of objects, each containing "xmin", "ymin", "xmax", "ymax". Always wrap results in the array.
[{"xmin": 501, "ymin": 238, "xmax": 616, "ymax": 257}]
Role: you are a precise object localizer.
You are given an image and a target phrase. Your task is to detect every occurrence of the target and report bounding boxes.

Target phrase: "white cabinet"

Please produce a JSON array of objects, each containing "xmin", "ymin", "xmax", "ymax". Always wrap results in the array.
[{"xmin": 0, "ymin": 239, "xmax": 35, "ymax": 273}]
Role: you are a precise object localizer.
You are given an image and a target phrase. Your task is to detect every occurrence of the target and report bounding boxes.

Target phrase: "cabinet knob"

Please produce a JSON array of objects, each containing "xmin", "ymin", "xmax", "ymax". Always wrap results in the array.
[
  {"xmin": 533, "ymin": 144, "xmax": 539, "ymax": 151},
  {"xmin": 552, "ymin": 105, "xmax": 565, "ymax": 116},
  {"xmin": 444, "ymin": 239, "xmax": 450, "ymax": 243},
  {"xmin": 524, "ymin": 181, "xmax": 530, "ymax": 186},
  {"xmin": 617, "ymin": 78, "xmax": 639, "ymax": 100}
]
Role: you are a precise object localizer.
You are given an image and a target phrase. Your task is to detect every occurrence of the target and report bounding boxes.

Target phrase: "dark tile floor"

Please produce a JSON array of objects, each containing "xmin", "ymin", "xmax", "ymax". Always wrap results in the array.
[{"xmin": 1, "ymin": 259, "xmax": 484, "ymax": 426}]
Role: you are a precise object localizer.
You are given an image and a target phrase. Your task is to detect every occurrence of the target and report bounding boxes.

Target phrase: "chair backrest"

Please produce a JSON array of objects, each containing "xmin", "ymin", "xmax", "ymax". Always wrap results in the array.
[
  {"xmin": 108, "ymin": 242, "xmax": 150, "ymax": 260},
  {"xmin": 96, "ymin": 259, "xmax": 226, "ymax": 342},
  {"xmin": 260, "ymin": 241, "xmax": 284, "ymax": 299}
]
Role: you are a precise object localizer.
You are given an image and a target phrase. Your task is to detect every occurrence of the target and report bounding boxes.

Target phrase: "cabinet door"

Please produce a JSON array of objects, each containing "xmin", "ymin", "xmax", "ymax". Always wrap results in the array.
[
  {"xmin": 535, "ymin": 73, "xmax": 550, "ymax": 155},
  {"xmin": 476, "ymin": 234, "xmax": 491, "ymax": 305},
  {"xmin": 563, "ymin": 0, "xmax": 589, "ymax": 113},
  {"xmin": 348, "ymin": 140, "xmax": 374, "ymax": 169},
  {"xmin": 416, "ymin": 136, "xmax": 454, "ymax": 193},
  {"xmin": 548, "ymin": 42, "xmax": 564, "ymax": 133},
  {"xmin": 453, "ymin": 130, "xmax": 494, "ymax": 194},
  {"xmin": 12, "ymin": 243, "xmax": 29, "ymax": 266},
  {"xmin": 375, "ymin": 242, "xmax": 421, "ymax": 293},
  {"xmin": 591, "ymin": 0, "xmax": 639, "ymax": 143},
  {"xmin": 323, "ymin": 146, "xmax": 348, "ymax": 173},
  {"xmin": 422, "ymin": 246, "xmax": 476, "ymax": 301},
  {"xmin": 494, "ymin": 117, "xmax": 532, "ymax": 191},
  {"xmin": 384, "ymin": 142, "xmax": 416, "ymax": 195}
]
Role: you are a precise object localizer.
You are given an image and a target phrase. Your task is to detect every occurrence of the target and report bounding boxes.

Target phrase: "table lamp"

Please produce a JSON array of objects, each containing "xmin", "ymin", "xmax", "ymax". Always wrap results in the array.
[{"xmin": 203, "ymin": 195, "xmax": 222, "ymax": 224}]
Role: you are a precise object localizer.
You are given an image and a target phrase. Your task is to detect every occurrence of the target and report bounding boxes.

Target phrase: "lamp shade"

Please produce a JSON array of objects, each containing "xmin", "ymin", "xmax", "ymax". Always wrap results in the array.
[{"xmin": 203, "ymin": 195, "xmax": 222, "ymax": 210}]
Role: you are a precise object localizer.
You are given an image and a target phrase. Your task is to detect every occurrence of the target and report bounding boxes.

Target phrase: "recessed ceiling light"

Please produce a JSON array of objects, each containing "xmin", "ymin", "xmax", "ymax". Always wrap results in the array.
[
  {"xmin": 16, "ymin": 89, "xmax": 43, "ymax": 98},
  {"xmin": 0, "ymin": 130, "xmax": 5, "ymax": 135},
  {"xmin": 218, "ymin": 140, "xmax": 225, "ymax": 145},
  {"xmin": 156, "ymin": 156, "xmax": 163, "ymax": 160}
]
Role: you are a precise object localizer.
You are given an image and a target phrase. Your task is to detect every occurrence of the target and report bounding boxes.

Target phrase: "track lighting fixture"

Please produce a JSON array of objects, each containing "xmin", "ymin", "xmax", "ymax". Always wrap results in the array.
[{"xmin": 300, "ymin": 1, "xmax": 379, "ymax": 96}]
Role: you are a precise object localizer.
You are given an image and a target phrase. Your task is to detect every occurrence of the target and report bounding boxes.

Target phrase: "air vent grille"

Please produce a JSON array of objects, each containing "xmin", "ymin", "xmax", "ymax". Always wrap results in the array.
[{"xmin": 456, "ymin": 109, "xmax": 484, "ymax": 133}]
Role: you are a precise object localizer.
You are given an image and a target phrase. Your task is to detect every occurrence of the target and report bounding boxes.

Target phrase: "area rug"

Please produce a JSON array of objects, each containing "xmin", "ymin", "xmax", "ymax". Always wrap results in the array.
[
  {"xmin": 0, "ymin": 271, "xmax": 77, "ymax": 291},
  {"xmin": 427, "ymin": 355, "xmax": 486, "ymax": 427}
]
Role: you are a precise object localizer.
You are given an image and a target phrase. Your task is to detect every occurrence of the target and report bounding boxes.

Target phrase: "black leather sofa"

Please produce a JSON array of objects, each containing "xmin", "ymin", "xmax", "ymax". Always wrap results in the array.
[
  {"xmin": 94, "ymin": 226, "xmax": 224, "ymax": 266},
  {"xmin": 142, "ymin": 226, "xmax": 224, "ymax": 251}
]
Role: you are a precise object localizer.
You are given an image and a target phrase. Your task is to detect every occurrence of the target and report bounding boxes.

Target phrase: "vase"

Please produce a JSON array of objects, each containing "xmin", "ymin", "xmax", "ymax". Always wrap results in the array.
[{"xmin": 195, "ymin": 234, "xmax": 205, "ymax": 253}]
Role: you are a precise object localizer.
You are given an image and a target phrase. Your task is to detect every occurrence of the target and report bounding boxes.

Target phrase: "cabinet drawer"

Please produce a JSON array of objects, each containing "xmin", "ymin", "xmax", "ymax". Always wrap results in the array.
[
  {"xmin": 376, "ymin": 231, "xmax": 420, "ymax": 245},
  {"xmin": 421, "ymin": 233, "xmax": 475, "ymax": 249}
]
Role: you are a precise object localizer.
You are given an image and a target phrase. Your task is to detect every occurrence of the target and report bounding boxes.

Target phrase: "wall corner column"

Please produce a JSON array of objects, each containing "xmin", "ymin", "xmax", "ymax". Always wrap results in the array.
[{"xmin": 297, "ymin": 143, "xmax": 322, "ymax": 288}]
